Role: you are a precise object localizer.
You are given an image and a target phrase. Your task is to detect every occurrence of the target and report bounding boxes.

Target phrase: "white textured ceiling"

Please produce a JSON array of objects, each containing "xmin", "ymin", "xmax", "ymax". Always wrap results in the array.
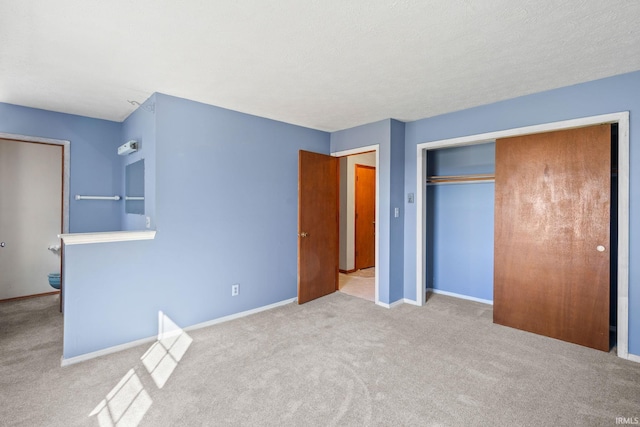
[{"xmin": 1, "ymin": 1, "xmax": 640, "ymax": 132}]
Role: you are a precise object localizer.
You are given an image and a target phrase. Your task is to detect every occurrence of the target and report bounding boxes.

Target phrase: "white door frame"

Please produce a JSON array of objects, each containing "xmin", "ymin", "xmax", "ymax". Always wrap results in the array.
[
  {"xmin": 0, "ymin": 132, "xmax": 70, "ymax": 233},
  {"xmin": 332, "ymin": 145, "xmax": 380, "ymax": 305},
  {"xmin": 415, "ymin": 112, "xmax": 631, "ymax": 360}
]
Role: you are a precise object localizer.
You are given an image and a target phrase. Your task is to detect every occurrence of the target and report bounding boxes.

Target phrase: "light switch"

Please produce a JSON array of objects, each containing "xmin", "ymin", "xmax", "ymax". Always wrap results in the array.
[
  {"xmin": 394, "ymin": 207, "xmax": 399, "ymax": 218},
  {"xmin": 145, "ymin": 216, "xmax": 151, "ymax": 229}
]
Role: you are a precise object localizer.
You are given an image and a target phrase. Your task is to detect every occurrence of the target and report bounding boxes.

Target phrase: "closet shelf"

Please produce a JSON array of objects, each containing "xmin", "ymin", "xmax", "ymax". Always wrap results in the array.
[{"xmin": 427, "ymin": 174, "xmax": 495, "ymax": 185}]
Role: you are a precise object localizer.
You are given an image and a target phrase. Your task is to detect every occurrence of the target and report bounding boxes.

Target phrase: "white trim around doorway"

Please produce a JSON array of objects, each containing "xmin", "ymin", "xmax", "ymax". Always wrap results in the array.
[
  {"xmin": 415, "ymin": 112, "xmax": 631, "ymax": 361},
  {"xmin": 332, "ymin": 144, "xmax": 380, "ymax": 306}
]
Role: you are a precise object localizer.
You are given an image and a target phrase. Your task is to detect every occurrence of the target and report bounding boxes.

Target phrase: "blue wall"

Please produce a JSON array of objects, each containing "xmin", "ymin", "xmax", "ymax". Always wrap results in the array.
[
  {"xmin": 426, "ymin": 143, "xmax": 494, "ymax": 301},
  {"xmin": 120, "ymin": 95, "xmax": 157, "ymax": 231},
  {"xmin": 389, "ymin": 120, "xmax": 405, "ymax": 302},
  {"xmin": 404, "ymin": 70, "xmax": 640, "ymax": 355},
  {"xmin": 153, "ymin": 93, "xmax": 329, "ymax": 325},
  {"xmin": 0, "ymin": 103, "xmax": 122, "ymax": 232},
  {"xmin": 62, "ymin": 93, "xmax": 329, "ymax": 358},
  {"xmin": 7, "ymin": 71, "xmax": 640, "ymax": 359},
  {"xmin": 63, "ymin": 239, "xmax": 159, "ymax": 353}
]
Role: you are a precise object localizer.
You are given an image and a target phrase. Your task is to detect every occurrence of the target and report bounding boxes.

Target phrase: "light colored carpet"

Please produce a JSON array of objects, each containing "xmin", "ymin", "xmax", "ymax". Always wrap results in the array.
[
  {"xmin": 339, "ymin": 268, "xmax": 375, "ymax": 302},
  {"xmin": 2, "ymin": 292, "xmax": 640, "ymax": 426}
]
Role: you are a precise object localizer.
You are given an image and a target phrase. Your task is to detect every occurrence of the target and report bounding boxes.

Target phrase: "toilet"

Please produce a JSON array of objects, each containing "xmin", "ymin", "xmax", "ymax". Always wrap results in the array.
[{"xmin": 48, "ymin": 273, "xmax": 61, "ymax": 290}]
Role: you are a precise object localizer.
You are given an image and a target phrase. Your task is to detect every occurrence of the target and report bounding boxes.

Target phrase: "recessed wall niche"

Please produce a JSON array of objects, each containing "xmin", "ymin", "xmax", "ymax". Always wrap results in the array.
[{"xmin": 125, "ymin": 159, "xmax": 144, "ymax": 215}]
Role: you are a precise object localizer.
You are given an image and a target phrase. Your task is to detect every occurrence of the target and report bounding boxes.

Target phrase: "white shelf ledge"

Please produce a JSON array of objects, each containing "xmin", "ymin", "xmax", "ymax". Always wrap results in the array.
[{"xmin": 58, "ymin": 230, "xmax": 156, "ymax": 245}]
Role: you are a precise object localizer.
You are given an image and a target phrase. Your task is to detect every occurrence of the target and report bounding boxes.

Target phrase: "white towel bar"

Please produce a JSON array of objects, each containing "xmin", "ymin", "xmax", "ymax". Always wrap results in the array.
[{"xmin": 75, "ymin": 195, "xmax": 121, "ymax": 201}]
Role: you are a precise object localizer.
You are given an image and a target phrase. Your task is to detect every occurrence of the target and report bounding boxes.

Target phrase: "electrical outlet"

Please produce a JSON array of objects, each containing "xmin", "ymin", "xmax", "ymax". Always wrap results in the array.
[
  {"xmin": 231, "ymin": 284, "xmax": 239, "ymax": 296},
  {"xmin": 145, "ymin": 216, "xmax": 151, "ymax": 229}
]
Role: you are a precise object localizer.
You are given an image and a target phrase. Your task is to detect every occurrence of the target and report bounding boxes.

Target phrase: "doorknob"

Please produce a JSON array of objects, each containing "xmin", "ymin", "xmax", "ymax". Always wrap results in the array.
[
  {"xmin": 0, "ymin": 242, "xmax": 5, "ymax": 248},
  {"xmin": 299, "ymin": 232, "xmax": 309, "ymax": 238},
  {"xmin": 596, "ymin": 245, "xmax": 605, "ymax": 252}
]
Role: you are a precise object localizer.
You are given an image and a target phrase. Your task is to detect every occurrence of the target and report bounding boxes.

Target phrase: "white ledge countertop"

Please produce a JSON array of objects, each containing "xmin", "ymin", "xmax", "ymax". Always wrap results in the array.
[{"xmin": 58, "ymin": 230, "xmax": 156, "ymax": 245}]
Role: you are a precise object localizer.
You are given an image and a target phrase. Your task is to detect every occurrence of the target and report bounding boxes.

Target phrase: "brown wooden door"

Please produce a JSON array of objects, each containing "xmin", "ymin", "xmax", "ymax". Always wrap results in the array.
[
  {"xmin": 494, "ymin": 124, "xmax": 611, "ymax": 351},
  {"xmin": 355, "ymin": 165, "xmax": 375, "ymax": 270},
  {"xmin": 298, "ymin": 150, "xmax": 339, "ymax": 304}
]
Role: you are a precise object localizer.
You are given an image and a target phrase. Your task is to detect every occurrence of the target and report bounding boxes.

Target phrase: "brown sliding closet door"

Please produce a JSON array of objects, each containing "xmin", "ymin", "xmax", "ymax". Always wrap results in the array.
[{"xmin": 494, "ymin": 124, "xmax": 611, "ymax": 351}]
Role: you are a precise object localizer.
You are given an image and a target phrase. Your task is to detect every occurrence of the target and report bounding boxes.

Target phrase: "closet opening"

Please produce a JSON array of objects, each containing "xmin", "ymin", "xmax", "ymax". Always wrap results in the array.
[
  {"xmin": 415, "ymin": 112, "xmax": 630, "ymax": 359},
  {"xmin": 425, "ymin": 142, "xmax": 495, "ymax": 304},
  {"xmin": 425, "ymin": 127, "xmax": 619, "ymax": 350}
]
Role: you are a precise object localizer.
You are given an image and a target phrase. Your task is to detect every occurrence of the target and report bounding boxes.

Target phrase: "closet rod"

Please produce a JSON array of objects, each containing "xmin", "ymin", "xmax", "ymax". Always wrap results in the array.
[
  {"xmin": 75, "ymin": 195, "xmax": 121, "ymax": 201},
  {"xmin": 427, "ymin": 179, "xmax": 495, "ymax": 186},
  {"xmin": 427, "ymin": 174, "xmax": 495, "ymax": 185}
]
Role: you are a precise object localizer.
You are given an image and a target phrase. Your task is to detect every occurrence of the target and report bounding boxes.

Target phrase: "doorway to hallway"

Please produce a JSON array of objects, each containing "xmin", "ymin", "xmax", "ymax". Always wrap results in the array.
[{"xmin": 337, "ymin": 150, "xmax": 377, "ymax": 303}]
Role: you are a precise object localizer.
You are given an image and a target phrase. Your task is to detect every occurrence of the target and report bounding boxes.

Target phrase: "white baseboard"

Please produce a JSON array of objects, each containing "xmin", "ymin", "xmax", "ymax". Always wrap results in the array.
[
  {"xmin": 61, "ymin": 297, "xmax": 297, "ymax": 367},
  {"xmin": 61, "ymin": 335, "xmax": 157, "ymax": 367},
  {"xmin": 625, "ymin": 352, "xmax": 640, "ymax": 364},
  {"xmin": 428, "ymin": 288, "xmax": 493, "ymax": 306},
  {"xmin": 183, "ymin": 298, "xmax": 296, "ymax": 332},
  {"xmin": 376, "ymin": 299, "xmax": 401, "ymax": 309},
  {"xmin": 387, "ymin": 299, "xmax": 404, "ymax": 308},
  {"xmin": 376, "ymin": 298, "xmax": 421, "ymax": 309}
]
